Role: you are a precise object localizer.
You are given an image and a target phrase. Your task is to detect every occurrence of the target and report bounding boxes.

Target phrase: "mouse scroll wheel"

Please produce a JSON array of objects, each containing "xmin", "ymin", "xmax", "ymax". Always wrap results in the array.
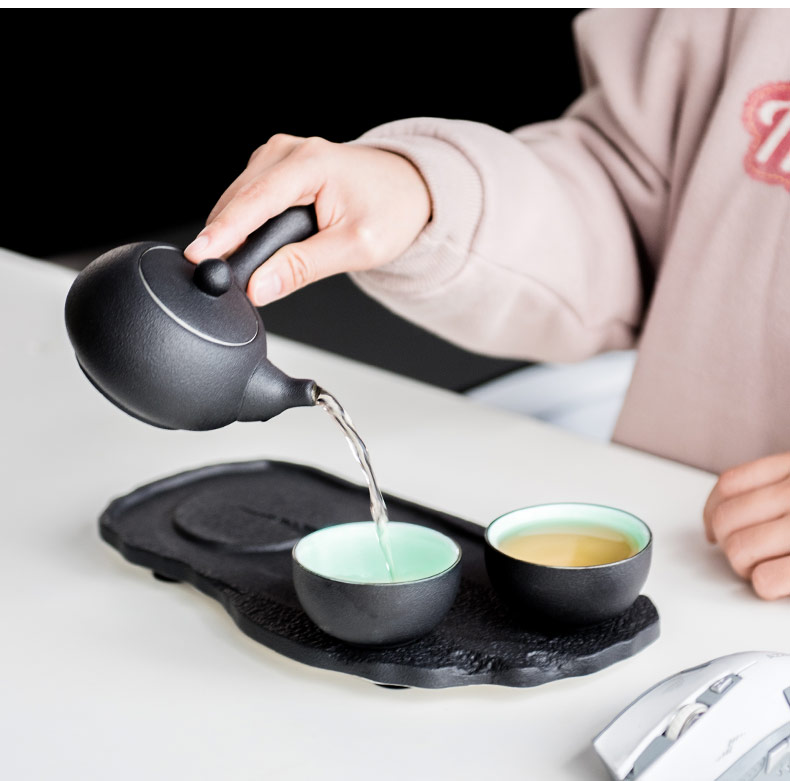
[{"xmin": 664, "ymin": 702, "xmax": 709, "ymax": 741}]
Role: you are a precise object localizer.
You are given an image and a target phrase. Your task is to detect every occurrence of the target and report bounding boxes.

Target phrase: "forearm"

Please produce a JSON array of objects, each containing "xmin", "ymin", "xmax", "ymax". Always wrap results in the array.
[
  {"xmin": 350, "ymin": 10, "xmax": 729, "ymax": 363},
  {"xmin": 349, "ymin": 116, "xmax": 644, "ymax": 362}
]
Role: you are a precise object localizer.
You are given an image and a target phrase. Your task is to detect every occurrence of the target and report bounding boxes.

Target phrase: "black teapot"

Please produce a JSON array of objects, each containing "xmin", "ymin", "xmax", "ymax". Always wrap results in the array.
[{"xmin": 65, "ymin": 206, "xmax": 319, "ymax": 430}]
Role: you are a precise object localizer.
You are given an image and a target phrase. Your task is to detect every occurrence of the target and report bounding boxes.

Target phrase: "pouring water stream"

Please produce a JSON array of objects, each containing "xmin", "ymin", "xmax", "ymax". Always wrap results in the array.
[{"xmin": 316, "ymin": 389, "xmax": 395, "ymax": 581}]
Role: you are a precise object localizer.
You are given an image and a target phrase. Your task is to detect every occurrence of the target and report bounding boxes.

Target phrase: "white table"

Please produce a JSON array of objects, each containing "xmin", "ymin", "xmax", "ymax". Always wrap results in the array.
[{"xmin": 2, "ymin": 249, "xmax": 784, "ymax": 781}]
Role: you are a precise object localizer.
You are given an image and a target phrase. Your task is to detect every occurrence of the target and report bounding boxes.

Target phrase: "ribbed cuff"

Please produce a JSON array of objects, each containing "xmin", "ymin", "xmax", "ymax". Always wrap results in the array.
[{"xmin": 347, "ymin": 119, "xmax": 483, "ymax": 299}]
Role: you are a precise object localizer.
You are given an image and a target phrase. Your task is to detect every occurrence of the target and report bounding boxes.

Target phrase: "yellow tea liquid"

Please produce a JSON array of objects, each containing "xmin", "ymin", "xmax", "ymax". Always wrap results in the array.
[{"xmin": 498, "ymin": 524, "xmax": 639, "ymax": 567}]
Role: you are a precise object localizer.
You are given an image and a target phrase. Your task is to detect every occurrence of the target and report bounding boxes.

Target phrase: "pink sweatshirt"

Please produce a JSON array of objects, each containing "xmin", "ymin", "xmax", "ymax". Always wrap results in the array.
[{"xmin": 351, "ymin": 9, "xmax": 790, "ymax": 475}]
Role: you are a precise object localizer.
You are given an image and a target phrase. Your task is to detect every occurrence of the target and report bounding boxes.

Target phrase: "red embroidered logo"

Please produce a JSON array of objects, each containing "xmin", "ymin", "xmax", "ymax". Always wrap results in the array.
[{"xmin": 743, "ymin": 82, "xmax": 790, "ymax": 191}]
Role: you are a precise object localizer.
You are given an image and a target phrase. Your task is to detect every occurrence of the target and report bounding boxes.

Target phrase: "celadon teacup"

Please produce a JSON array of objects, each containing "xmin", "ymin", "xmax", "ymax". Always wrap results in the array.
[{"xmin": 293, "ymin": 521, "xmax": 462, "ymax": 646}]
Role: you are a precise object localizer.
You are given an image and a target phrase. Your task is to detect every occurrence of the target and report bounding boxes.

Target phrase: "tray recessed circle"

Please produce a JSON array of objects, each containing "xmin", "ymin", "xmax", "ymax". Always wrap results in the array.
[{"xmin": 173, "ymin": 492, "xmax": 316, "ymax": 553}]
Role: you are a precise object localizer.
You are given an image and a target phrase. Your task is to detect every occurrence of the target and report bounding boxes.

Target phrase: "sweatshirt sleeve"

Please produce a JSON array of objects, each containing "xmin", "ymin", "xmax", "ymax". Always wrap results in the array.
[{"xmin": 348, "ymin": 9, "xmax": 725, "ymax": 362}]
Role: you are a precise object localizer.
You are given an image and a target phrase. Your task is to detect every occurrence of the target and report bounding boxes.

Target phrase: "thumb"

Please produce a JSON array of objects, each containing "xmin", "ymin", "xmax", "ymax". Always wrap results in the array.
[{"xmin": 247, "ymin": 227, "xmax": 359, "ymax": 306}]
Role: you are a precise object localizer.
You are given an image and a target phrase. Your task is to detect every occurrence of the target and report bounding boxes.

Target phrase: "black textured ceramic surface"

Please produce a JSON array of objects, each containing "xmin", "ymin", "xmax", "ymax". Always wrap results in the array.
[
  {"xmin": 99, "ymin": 460, "xmax": 660, "ymax": 688},
  {"xmin": 64, "ymin": 206, "xmax": 318, "ymax": 430},
  {"xmin": 485, "ymin": 540, "xmax": 652, "ymax": 626},
  {"xmin": 292, "ymin": 554, "xmax": 461, "ymax": 647}
]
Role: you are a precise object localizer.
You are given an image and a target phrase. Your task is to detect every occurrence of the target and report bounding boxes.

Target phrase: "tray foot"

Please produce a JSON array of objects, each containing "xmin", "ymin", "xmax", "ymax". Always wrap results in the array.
[{"xmin": 153, "ymin": 571, "xmax": 181, "ymax": 583}]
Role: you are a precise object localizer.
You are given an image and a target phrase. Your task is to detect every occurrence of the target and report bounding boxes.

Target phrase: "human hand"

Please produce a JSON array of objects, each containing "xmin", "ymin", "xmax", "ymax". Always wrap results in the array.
[
  {"xmin": 184, "ymin": 135, "xmax": 431, "ymax": 306},
  {"xmin": 703, "ymin": 452, "xmax": 790, "ymax": 599}
]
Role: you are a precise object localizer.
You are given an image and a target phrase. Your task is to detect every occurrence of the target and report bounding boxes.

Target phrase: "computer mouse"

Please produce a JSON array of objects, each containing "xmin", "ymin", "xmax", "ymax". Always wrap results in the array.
[{"xmin": 594, "ymin": 651, "xmax": 790, "ymax": 780}]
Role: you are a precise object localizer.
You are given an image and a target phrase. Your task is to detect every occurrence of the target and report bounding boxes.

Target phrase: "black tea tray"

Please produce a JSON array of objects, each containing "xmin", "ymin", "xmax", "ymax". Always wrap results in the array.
[{"xmin": 99, "ymin": 460, "xmax": 660, "ymax": 688}]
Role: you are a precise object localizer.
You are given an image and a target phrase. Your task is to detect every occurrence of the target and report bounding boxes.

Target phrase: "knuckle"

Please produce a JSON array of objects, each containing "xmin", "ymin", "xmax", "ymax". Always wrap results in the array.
[
  {"xmin": 236, "ymin": 178, "xmax": 269, "ymax": 202},
  {"xmin": 349, "ymin": 223, "xmax": 380, "ymax": 264},
  {"xmin": 248, "ymin": 134, "xmax": 299, "ymax": 164},
  {"xmin": 751, "ymin": 562, "xmax": 778, "ymax": 600},
  {"xmin": 723, "ymin": 532, "xmax": 751, "ymax": 577},
  {"xmin": 709, "ymin": 504, "xmax": 729, "ymax": 539},
  {"xmin": 268, "ymin": 132, "xmax": 298, "ymax": 149},
  {"xmin": 297, "ymin": 135, "xmax": 330, "ymax": 158},
  {"xmin": 247, "ymin": 144, "xmax": 267, "ymax": 164},
  {"xmin": 206, "ymin": 215, "xmax": 240, "ymax": 245},
  {"xmin": 283, "ymin": 248, "xmax": 314, "ymax": 289},
  {"xmin": 206, "ymin": 215, "xmax": 228, "ymax": 235},
  {"xmin": 716, "ymin": 468, "xmax": 740, "ymax": 497}
]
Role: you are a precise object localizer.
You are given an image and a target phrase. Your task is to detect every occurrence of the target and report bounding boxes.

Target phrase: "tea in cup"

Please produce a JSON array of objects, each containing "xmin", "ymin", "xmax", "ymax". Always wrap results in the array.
[{"xmin": 485, "ymin": 503, "xmax": 652, "ymax": 625}]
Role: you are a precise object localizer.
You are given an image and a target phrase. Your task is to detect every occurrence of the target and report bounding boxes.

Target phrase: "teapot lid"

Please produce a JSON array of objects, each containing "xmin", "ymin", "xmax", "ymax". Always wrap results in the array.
[{"xmin": 139, "ymin": 246, "xmax": 258, "ymax": 346}]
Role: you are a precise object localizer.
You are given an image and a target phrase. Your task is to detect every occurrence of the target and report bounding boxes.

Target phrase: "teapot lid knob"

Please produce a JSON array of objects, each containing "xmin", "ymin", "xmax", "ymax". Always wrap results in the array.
[{"xmin": 193, "ymin": 259, "xmax": 233, "ymax": 297}]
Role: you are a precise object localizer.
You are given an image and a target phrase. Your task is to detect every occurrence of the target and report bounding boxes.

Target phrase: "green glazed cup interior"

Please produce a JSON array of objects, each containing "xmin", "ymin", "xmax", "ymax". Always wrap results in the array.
[
  {"xmin": 293, "ymin": 522, "xmax": 461, "ymax": 584},
  {"xmin": 486, "ymin": 503, "xmax": 651, "ymax": 568}
]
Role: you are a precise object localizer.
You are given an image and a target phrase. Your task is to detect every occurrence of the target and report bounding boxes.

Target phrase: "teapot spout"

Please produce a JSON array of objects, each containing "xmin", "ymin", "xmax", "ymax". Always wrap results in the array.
[{"xmin": 238, "ymin": 359, "xmax": 318, "ymax": 422}]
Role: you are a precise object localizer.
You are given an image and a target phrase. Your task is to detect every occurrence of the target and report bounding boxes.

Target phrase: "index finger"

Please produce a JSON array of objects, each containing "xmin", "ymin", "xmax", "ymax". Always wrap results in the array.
[
  {"xmin": 703, "ymin": 452, "xmax": 790, "ymax": 541},
  {"xmin": 204, "ymin": 135, "xmax": 303, "ymax": 227},
  {"xmin": 185, "ymin": 154, "xmax": 325, "ymax": 261}
]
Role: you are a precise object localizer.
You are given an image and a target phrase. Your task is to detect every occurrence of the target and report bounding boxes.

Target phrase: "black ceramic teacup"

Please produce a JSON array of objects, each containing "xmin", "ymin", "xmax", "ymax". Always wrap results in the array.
[
  {"xmin": 485, "ymin": 503, "xmax": 652, "ymax": 626},
  {"xmin": 293, "ymin": 522, "xmax": 461, "ymax": 647}
]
